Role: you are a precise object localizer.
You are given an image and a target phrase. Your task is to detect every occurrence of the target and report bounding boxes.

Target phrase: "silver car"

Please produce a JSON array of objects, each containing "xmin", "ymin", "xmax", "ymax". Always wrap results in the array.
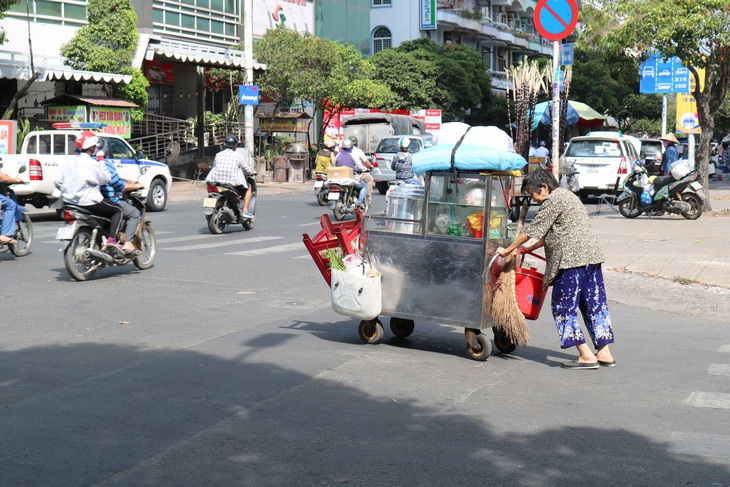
[{"xmin": 371, "ymin": 135, "xmax": 434, "ymax": 194}]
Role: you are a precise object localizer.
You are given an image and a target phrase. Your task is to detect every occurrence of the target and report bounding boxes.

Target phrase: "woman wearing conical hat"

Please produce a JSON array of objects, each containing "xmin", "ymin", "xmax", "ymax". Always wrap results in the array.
[{"xmin": 659, "ymin": 132, "xmax": 679, "ymax": 176}]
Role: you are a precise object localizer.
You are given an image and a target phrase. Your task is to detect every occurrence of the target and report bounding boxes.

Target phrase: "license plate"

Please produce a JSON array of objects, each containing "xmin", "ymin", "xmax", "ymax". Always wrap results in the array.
[
  {"xmin": 314, "ymin": 181, "xmax": 323, "ymax": 189},
  {"xmin": 55, "ymin": 222, "xmax": 78, "ymax": 240},
  {"xmin": 328, "ymin": 191, "xmax": 340, "ymax": 201},
  {"xmin": 690, "ymin": 181, "xmax": 702, "ymax": 191},
  {"xmin": 203, "ymin": 197, "xmax": 217, "ymax": 208},
  {"xmin": 587, "ymin": 167, "xmax": 599, "ymax": 174}
]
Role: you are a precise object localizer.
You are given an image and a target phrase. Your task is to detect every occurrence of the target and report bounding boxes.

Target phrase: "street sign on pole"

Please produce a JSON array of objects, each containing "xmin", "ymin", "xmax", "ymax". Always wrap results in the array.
[
  {"xmin": 639, "ymin": 54, "xmax": 690, "ymax": 94},
  {"xmin": 534, "ymin": 0, "xmax": 579, "ymax": 42},
  {"xmin": 560, "ymin": 43, "xmax": 574, "ymax": 66},
  {"xmin": 239, "ymin": 85, "xmax": 260, "ymax": 106}
]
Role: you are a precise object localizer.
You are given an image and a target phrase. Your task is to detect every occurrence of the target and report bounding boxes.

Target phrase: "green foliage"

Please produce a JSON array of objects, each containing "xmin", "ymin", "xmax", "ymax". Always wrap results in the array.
[
  {"xmin": 115, "ymin": 69, "xmax": 149, "ymax": 121},
  {"xmin": 371, "ymin": 38, "xmax": 493, "ymax": 120},
  {"xmin": 60, "ymin": 0, "xmax": 144, "ymax": 111},
  {"xmin": 0, "ymin": 0, "xmax": 19, "ymax": 45}
]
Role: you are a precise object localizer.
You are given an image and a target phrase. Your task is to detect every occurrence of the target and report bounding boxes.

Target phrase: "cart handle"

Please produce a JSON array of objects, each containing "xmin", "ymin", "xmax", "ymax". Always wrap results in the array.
[{"xmin": 518, "ymin": 248, "xmax": 546, "ymax": 261}]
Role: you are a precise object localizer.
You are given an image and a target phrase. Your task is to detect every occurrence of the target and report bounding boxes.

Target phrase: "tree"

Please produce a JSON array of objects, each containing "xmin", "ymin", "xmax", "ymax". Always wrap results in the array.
[
  {"xmin": 61, "ymin": 0, "xmax": 148, "ymax": 120},
  {"xmin": 370, "ymin": 38, "xmax": 494, "ymax": 121},
  {"xmin": 254, "ymin": 27, "xmax": 395, "ymax": 146},
  {"xmin": 0, "ymin": 0, "xmax": 19, "ymax": 45},
  {"xmin": 602, "ymin": 0, "xmax": 730, "ymax": 210}
]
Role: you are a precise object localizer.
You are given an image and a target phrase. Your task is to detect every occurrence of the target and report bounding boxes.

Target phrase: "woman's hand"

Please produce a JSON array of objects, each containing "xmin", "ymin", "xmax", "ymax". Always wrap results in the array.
[{"xmin": 496, "ymin": 247, "xmax": 513, "ymax": 258}]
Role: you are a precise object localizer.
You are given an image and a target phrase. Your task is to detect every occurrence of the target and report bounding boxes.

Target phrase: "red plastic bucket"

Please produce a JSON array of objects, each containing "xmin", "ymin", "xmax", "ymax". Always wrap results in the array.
[{"xmin": 514, "ymin": 265, "xmax": 546, "ymax": 320}]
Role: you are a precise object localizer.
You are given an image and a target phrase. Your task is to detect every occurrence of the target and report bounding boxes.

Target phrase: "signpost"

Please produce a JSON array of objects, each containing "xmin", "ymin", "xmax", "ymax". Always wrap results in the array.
[
  {"xmin": 534, "ymin": 0, "xmax": 580, "ymax": 176},
  {"xmin": 639, "ymin": 54, "xmax": 691, "ymax": 138}
]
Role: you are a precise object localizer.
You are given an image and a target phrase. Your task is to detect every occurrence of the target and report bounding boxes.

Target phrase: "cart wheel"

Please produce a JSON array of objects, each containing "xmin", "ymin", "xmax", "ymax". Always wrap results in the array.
[
  {"xmin": 465, "ymin": 329, "xmax": 492, "ymax": 361},
  {"xmin": 493, "ymin": 327, "xmax": 517, "ymax": 354},
  {"xmin": 358, "ymin": 319, "xmax": 384, "ymax": 344},
  {"xmin": 390, "ymin": 318, "xmax": 415, "ymax": 338}
]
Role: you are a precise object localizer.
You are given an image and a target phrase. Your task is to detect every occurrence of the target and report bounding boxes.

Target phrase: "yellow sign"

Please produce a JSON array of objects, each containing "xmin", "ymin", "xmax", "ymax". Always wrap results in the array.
[
  {"xmin": 676, "ymin": 68, "xmax": 705, "ymax": 135},
  {"xmin": 259, "ymin": 118, "xmax": 309, "ymax": 133},
  {"xmin": 89, "ymin": 107, "xmax": 133, "ymax": 139}
]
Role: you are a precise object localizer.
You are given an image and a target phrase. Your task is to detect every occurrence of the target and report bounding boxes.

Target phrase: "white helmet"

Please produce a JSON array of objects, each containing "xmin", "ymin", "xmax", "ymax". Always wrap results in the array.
[{"xmin": 399, "ymin": 137, "xmax": 411, "ymax": 149}]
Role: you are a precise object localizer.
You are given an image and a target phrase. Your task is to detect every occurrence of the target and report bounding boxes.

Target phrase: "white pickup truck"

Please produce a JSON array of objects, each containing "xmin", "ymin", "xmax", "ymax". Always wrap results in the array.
[{"xmin": 0, "ymin": 129, "xmax": 172, "ymax": 211}]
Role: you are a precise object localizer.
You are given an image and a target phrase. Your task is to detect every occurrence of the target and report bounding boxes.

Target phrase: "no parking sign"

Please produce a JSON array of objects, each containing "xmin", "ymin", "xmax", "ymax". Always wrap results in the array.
[{"xmin": 534, "ymin": 0, "xmax": 579, "ymax": 42}]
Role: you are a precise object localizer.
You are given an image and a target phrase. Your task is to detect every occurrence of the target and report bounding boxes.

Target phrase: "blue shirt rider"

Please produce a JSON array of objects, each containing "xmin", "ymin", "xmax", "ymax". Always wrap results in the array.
[
  {"xmin": 660, "ymin": 133, "xmax": 679, "ymax": 176},
  {"xmin": 334, "ymin": 138, "xmax": 367, "ymax": 207}
]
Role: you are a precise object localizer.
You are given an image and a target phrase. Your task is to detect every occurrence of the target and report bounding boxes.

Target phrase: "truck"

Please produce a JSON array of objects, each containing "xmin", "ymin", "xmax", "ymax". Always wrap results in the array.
[
  {"xmin": 0, "ymin": 129, "xmax": 172, "ymax": 211},
  {"xmin": 341, "ymin": 113, "xmax": 428, "ymax": 155}
]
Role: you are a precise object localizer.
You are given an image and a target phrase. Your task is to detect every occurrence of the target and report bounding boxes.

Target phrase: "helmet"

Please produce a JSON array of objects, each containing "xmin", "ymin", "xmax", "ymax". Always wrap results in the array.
[
  {"xmin": 539, "ymin": 140, "xmax": 546, "ymax": 147},
  {"xmin": 349, "ymin": 136, "xmax": 358, "ymax": 146},
  {"xmin": 224, "ymin": 135, "xmax": 238, "ymax": 148},
  {"xmin": 324, "ymin": 139, "xmax": 336, "ymax": 149},
  {"xmin": 399, "ymin": 137, "xmax": 411, "ymax": 149},
  {"xmin": 75, "ymin": 131, "xmax": 99, "ymax": 151},
  {"xmin": 341, "ymin": 138, "xmax": 353, "ymax": 150}
]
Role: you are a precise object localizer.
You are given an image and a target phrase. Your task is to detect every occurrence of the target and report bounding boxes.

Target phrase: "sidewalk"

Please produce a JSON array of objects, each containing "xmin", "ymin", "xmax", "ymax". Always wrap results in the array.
[
  {"xmin": 169, "ymin": 178, "xmax": 311, "ymax": 202},
  {"xmin": 592, "ymin": 177, "xmax": 730, "ymax": 289}
]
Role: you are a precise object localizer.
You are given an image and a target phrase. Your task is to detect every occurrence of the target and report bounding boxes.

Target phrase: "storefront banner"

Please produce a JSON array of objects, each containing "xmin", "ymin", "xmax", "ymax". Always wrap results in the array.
[
  {"xmin": 145, "ymin": 60, "xmax": 175, "ymax": 85},
  {"xmin": 0, "ymin": 120, "xmax": 17, "ymax": 155},
  {"xmin": 47, "ymin": 105, "xmax": 86, "ymax": 123},
  {"xmin": 89, "ymin": 108, "xmax": 133, "ymax": 138},
  {"xmin": 420, "ymin": 0, "xmax": 437, "ymax": 30},
  {"xmin": 260, "ymin": 118, "xmax": 309, "ymax": 133}
]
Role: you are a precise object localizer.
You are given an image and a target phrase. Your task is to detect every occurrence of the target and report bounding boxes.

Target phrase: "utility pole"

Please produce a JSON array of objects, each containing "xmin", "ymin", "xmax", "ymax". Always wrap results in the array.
[
  {"xmin": 551, "ymin": 40, "xmax": 560, "ymax": 178},
  {"xmin": 243, "ymin": 0, "xmax": 254, "ymax": 162}
]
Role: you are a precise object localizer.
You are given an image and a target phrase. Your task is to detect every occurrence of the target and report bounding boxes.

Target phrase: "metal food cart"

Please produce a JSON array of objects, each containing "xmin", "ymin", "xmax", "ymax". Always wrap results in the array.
[
  {"xmin": 303, "ymin": 131, "xmax": 536, "ymax": 361},
  {"xmin": 362, "ymin": 170, "xmax": 517, "ymax": 360}
]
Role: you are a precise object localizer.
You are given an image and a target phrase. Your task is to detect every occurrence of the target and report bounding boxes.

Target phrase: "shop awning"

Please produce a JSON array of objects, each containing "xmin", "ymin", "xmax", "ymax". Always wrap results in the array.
[
  {"xmin": 0, "ymin": 50, "xmax": 132, "ymax": 84},
  {"xmin": 40, "ymin": 94, "xmax": 138, "ymax": 108},
  {"xmin": 140, "ymin": 37, "xmax": 266, "ymax": 72}
]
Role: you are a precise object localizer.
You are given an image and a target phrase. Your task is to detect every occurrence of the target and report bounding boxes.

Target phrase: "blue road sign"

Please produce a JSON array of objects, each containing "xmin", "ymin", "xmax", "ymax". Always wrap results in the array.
[
  {"xmin": 639, "ymin": 54, "xmax": 690, "ymax": 94},
  {"xmin": 560, "ymin": 43, "xmax": 574, "ymax": 65},
  {"xmin": 238, "ymin": 85, "xmax": 260, "ymax": 106}
]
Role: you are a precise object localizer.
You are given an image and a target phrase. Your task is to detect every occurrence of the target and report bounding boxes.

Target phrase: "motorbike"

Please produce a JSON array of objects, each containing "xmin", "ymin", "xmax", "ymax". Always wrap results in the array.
[
  {"xmin": 313, "ymin": 172, "xmax": 329, "ymax": 206},
  {"xmin": 616, "ymin": 161, "xmax": 706, "ymax": 220},
  {"xmin": 203, "ymin": 177, "xmax": 257, "ymax": 234},
  {"xmin": 56, "ymin": 189, "xmax": 156, "ymax": 281},
  {"xmin": 327, "ymin": 177, "xmax": 367, "ymax": 221},
  {"xmin": 0, "ymin": 164, "xmax": 32, "ymax": 258}
]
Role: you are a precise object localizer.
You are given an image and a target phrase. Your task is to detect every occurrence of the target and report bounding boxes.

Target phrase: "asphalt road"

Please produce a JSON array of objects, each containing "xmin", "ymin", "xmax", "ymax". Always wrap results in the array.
[{"xmin": 1, "ymin": 193, "xmax": 729, "ymax": 486}]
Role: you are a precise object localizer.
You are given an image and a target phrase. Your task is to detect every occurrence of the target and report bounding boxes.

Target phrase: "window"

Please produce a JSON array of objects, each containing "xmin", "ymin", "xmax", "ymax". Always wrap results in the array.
[
  {"xmin": 372, "ymin": 0, "xmax": 391, "ymax": 5},
  {"xmin": 372, "ymin": 27, "xmax": 392, "ymax": 54},
  {"xmin": 107, "ymin": 138, "xmax": 135, "ymax": 160}
]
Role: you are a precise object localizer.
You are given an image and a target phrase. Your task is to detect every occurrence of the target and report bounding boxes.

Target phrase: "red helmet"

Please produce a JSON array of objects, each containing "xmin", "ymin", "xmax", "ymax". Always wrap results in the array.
[{"xmin": 75, "ymin": 131, "xmax": 99, "ymax": 151}]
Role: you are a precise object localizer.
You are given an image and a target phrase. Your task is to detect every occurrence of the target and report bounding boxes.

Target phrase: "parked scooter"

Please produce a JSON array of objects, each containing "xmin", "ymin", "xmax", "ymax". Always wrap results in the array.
[
  {"xmin": 617, "ymin": 160, "xmax": 706, "ymax": 220},
  {"xmin": 57, "ymin": 189, "xmax": 156, "ymax": 281},
  {"xmin": 0, "ymin": 164, "xmax": 32, "ymax": 257},
  {"xmin": 327, "ymin": 177, "xmax": 367, "ymax": 221},
  {"xmin": 203, "ymin": 177, "xmax": 257, "ymax": 233},
  {"xmin": 313, "ymin": 172, "xmax": 329, "ymax": 206}
]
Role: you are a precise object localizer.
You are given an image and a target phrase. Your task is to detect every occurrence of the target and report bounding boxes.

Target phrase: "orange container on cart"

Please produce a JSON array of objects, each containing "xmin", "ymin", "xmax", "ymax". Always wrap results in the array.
[{"xmin": 514, "ymin": 250, "xmax": 547, "ymax": 320}]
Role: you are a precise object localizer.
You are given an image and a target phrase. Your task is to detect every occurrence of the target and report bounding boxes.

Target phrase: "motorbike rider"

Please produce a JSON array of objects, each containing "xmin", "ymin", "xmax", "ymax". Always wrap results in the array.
[
  {"xmin": 334, "ymin": 138, "xmax": 367, "ymax": 208},
  {"xmin": 349, "ymin": 136, "xmax": 375, "ymax": 205},
  {"xmin": 54, "ymin": 131, "xmax": 124, "ymax": 248},
  {"xmin": 0, "ymin": 168, "xmax": 23, "ymax": 245},
  {"xmin": 206, "ymin": 135, "xmax": 256, "ymax": 218},
  {"xmin": 660, "ymin": 133, "xmax": 679, "ymax": 176},
  {"xmin": 315, "ymin": 139, "xmax": 337, "ymax": 173},
  {"xmin": 95, "ymin": 142, "xmax": 144, "ymax": 254},
  {"xmin": 390, "ymin": 137, "xmax": 420, "ymax": 184}
]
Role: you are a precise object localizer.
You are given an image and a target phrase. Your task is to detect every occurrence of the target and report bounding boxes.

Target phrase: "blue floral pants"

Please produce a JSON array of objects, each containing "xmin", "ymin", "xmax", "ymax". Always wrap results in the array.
[{"xmin": 551, "ymin": 264, "xmax": 615, "ymax": 349}]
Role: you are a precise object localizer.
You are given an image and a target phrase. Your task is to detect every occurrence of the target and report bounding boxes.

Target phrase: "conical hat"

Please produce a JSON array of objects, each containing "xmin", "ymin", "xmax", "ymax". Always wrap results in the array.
[{"xmin": 660, "ymin": 133, "xmax": 679, "ymax": 144}]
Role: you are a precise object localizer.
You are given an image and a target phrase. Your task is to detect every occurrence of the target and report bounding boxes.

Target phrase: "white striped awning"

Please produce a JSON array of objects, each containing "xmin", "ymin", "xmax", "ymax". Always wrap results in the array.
[
  {"xmin": 0, "ymin": 50, "xmax": 131, "ymax": 84},
  {"xmin": 141, "ymin": 37, "xmax": 266, "ymax": 71}
]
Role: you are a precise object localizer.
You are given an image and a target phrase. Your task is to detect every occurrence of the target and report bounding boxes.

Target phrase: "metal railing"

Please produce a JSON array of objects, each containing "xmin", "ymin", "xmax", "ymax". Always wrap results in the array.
[{"xmin": 130, "ymin": 114, "xmax": 196, "ymax": 164}]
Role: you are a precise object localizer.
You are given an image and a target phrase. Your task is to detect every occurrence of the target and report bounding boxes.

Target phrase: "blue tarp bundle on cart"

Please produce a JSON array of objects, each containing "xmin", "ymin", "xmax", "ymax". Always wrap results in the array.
[{"xmin": 412, "ymin": 144, "xmax": 527, "ymax": 175}]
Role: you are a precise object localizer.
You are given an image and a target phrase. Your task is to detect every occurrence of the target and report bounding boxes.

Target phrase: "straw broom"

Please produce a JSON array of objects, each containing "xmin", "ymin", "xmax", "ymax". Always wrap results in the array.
[{"xmin": 490, "ymin": 195, "xmax": 531, "ymax": 347}]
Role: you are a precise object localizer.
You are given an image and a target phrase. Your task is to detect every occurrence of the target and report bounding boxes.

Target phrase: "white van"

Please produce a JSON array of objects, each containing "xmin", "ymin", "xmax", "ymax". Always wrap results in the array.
[{"xmin": 564, "ymin": 132, "xmax": 640, "ymax": 198}]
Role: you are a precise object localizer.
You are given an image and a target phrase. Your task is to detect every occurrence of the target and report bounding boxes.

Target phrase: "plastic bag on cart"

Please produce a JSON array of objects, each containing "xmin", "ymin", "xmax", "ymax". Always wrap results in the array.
[{"xmin": 331, "ymin": 267, "xmax": 382, "ymax": 320}]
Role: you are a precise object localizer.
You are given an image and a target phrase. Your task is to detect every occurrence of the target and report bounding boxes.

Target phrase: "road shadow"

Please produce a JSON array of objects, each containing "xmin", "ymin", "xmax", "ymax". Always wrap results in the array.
[{"xmin": 1, "ymin": 340, "xmax": 727, "ymax": 486}]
